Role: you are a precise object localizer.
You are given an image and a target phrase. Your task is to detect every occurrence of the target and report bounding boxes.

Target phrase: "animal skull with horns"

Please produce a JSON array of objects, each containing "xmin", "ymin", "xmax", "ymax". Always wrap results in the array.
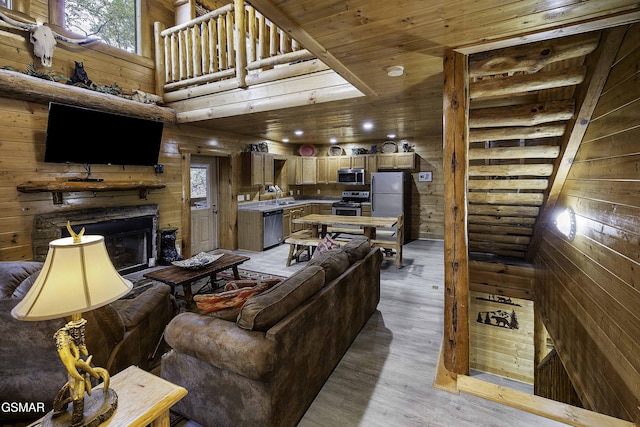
[{"xmin": 0, "ymin": 11, "xmax": 98, "ymax": 67}]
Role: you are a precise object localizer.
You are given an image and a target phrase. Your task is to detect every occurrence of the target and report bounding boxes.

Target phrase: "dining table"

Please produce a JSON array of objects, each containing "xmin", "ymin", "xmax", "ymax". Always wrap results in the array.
[{"xmin": 292, "ymin": 214, "xmax": 398, "ymax": 240}]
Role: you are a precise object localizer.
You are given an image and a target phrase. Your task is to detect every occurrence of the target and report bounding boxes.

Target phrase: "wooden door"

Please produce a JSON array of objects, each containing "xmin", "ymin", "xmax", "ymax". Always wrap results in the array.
[{"xmin": 190, "ymin": 156, "xmax": 218, "ymax": 254}]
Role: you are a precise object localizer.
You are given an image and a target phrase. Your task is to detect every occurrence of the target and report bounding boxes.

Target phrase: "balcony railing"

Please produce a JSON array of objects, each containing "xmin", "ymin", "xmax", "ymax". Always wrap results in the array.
[{"xmin": 153, "ymin": 0, "xmax": 317, "ymax": 101}]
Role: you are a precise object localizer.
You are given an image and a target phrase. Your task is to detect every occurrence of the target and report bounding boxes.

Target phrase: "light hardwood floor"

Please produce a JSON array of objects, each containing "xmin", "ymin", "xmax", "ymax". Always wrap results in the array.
[{"xmin": 176, "ymin": 239, "xmax": 568, "ymax": 426}]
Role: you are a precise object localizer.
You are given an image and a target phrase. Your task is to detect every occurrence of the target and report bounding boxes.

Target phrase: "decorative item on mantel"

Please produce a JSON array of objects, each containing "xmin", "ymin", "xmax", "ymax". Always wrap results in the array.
[
  {"xmin": 159, "ymin": 228, "xmax": 183, "ymax": 265},
  {"xmin": 68, "ymin": 61, "xmax": 92, "ymax": 87}
]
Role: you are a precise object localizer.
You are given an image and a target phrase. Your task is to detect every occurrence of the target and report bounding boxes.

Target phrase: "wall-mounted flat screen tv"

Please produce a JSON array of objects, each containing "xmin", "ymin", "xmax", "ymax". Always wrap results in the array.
[{"xmin": 44, "ymin": 102, "xmax": 164, "ymax": 166}]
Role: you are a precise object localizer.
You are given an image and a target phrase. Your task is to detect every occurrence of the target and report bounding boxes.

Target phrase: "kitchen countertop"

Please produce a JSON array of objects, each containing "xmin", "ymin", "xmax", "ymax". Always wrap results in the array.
[{"xmin": 238, "ymin": 198, "xmax": 338, "ymax": 213}]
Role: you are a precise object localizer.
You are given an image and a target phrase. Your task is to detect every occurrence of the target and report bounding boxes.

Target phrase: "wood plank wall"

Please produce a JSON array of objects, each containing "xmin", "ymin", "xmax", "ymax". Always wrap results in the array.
[
  {"xmin": 533, "ymin": 23, "xmax": 640, "ymax": 424},
  {"xmin": 469, "ymin": 291, "xmax": 535, "ymax": 384}
]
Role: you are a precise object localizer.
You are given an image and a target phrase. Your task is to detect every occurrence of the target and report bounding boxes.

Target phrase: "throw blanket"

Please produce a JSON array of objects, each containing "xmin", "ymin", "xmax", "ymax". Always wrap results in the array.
[{"xmin": 194, "ymin": 278, "xmax": 281, "ymax": 318}]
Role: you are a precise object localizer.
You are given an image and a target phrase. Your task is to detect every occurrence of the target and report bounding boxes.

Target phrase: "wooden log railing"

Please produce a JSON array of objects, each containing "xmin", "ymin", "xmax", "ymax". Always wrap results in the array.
[{"xmin": 154, "ymin": 0, "xmax": 315, "ymax": 97}]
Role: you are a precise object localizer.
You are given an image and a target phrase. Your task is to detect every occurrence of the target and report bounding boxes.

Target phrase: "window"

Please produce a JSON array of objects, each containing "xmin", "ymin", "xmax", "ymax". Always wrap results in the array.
[
  {"xmin": 190, "ymin": 164, "xmax": 210, "ymax": 209},
  {"xmin": 64, "ymin": 0, "xmax": 139, "ymax": 53},
  {"xmin": 0, "ymin": 0, "xmax": 11, "ymax": 9}
]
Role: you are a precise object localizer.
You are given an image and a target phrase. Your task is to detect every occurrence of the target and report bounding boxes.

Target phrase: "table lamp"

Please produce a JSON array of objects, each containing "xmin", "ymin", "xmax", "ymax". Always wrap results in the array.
[{"xmin": 11, "ymin": 222, "xmax": 133, "ymax": 427}]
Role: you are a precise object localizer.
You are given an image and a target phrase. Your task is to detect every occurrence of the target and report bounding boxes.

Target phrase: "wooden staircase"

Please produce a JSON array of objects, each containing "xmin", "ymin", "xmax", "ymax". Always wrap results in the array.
[{"xmin": 465, "ymin": 30, "xmax": 611, "ymax": 260}]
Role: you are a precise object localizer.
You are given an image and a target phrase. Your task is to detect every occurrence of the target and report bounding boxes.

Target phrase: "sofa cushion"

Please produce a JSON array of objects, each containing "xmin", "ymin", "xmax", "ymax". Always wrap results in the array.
[
  {"xmin": 0, "ymin": 261, "xmax": 43, "ymax": 298},
  {"xmin": 308, "ymin": 248, "xmax": 350, "ymax": 283},
  {"xmin": 237, "ymin": 265, "xmax": 325, "ymax": 331},
  {"xmin": 342, "ymin": 237, "xmax": 371, "ymax": 264}
]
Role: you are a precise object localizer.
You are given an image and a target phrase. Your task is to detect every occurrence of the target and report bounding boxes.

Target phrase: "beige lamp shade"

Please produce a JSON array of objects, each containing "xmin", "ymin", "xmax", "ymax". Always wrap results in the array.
[{"xmin": 11, "ymin": 235, "xmax": 133, "ymax": 321}]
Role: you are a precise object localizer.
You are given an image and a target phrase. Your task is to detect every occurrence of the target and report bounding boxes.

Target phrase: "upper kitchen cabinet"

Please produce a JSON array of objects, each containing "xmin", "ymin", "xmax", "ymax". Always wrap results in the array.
[
  {"xmin": 288, "ymin": 156, "xmax": 317, "ymax": 185},
  {"xmin": 376, "ymin": 153, "xmax": 415, "ymax": 170},
  {"xmin": 338, "ymin": 155, "xmax": 373, "ymax": 170},
  {"xmin": 241, "ymin": 152, "xmax": 275, "ymax": 187},
  {"xmin": 317, "ymin": 157, "xmax": 339, "ymax": 184}
]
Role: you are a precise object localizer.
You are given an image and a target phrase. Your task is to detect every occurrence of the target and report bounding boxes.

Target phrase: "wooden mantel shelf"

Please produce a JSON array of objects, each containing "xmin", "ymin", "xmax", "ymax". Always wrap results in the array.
[
  {"xmin": 17, "ymin": 180, "xmax": 166, "ymax": 204},
  {"xmin": 0, "ymin": 69, "xmax": 176, "ymax": 123}
]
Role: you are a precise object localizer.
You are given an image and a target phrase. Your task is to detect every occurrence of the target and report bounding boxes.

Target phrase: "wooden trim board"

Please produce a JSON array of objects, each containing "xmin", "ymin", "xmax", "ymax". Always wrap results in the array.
[{"xmin": 457, "ymin": 375, "xmax": 635, "ymax": 427}]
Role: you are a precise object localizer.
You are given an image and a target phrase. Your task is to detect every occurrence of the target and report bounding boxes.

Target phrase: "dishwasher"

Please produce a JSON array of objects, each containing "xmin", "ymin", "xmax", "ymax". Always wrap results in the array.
[{"xmin": 263, "ymin": 209, "xmax": 283, "ymax": 249}]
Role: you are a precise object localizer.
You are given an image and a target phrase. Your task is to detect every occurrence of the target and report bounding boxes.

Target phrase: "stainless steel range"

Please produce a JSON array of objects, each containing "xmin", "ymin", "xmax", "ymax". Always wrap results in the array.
[{"xmin": 332, "ymin": 191, "xmax": 370, "ymax": 216}]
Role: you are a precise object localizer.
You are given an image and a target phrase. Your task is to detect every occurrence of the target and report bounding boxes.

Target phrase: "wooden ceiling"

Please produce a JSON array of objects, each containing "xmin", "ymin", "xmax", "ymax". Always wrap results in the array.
[{"xmin": 189, "ymin": 0, "xmax": 640, "ymax": 145}]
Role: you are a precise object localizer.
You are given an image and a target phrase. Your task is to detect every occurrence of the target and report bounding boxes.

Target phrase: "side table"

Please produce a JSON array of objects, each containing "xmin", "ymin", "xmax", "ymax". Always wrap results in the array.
[{"xmin": 28, "ymin": 365, "xmax": 187, "ymax": 427}]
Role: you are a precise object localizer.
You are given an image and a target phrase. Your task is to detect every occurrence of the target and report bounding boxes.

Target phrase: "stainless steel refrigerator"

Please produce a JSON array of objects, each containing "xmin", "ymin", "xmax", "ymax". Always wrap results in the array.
[{"xmin": 370, "ymin": 172, "xmax": 410, "ymax": 243}]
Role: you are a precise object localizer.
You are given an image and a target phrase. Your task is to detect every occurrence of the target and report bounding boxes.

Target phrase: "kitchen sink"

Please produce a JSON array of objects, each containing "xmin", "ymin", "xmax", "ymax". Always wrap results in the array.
[{"xmin": 277, "ymin": 201, "xmax": 296, "ymax": 205}]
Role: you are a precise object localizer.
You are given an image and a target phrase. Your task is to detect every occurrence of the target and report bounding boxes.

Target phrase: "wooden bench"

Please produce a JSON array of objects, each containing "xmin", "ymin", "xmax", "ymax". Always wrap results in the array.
[
  {"xmin": 370, "ymin": 213, "xmax": 404, "ymax": 269},
  {"xmin": 284, "ymin": 231, "xmax": 352, "ymax": 266},
  {"xmin": 285, "ymin": 230, "xmax": 323, "ymax": 266}
]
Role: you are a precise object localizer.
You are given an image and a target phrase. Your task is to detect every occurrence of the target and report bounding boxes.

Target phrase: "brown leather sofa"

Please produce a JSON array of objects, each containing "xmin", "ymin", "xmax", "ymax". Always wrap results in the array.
[
  {"xmin": 0, "ymin": 261, "xmax": 174, "ymax": 423},
  {"xmin": 161, "ymin": 237, "xmax": 383, "ymax": 427}
]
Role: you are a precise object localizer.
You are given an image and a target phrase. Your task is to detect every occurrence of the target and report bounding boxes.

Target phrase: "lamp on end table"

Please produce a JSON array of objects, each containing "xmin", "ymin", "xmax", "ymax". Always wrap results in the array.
[{"xmin": 11, "ymin": 222, "xmax": 132, "ymax": 427}]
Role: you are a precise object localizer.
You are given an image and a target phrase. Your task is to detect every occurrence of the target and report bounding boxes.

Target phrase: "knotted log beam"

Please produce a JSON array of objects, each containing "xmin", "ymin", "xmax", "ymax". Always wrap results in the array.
[
  {"xmin": 0, "ymin": 69, "xmax": 176, "ymax": 123},
  {"xmin": 469, "ymin": 32, "xmax": 600, "ymax": 77},
  {"xmin": 469, "ymin": 99, "xmax": 575, "ymax": 128},
  {"xmin": 470, "ymin": 67, "xmax": 586, "ymax": 99}
]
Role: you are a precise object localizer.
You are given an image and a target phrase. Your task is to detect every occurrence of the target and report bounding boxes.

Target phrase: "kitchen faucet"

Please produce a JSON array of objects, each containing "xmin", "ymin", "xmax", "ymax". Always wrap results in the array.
[{"xmin": 274, "ymin": 185, "xmax": 282, "ymax": 204}]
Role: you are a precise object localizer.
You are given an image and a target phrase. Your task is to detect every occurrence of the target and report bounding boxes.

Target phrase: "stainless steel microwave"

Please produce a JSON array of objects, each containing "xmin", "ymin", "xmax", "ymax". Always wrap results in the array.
[{"xmin": 337, "ymin": 168, "xmax": 366, "ymax": 185}]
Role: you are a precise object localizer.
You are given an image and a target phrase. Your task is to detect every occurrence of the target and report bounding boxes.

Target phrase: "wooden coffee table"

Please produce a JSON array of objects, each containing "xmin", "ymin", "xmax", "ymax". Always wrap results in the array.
[{"xmin": 144, "ymin": 253, "xmax": 250, "ymax": 308}]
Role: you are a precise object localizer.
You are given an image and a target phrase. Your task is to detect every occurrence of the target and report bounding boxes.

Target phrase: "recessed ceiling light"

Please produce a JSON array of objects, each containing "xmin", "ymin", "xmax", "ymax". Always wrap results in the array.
[
  {"xmin": 387, "ymin": 133, "xmax": 396, "ymax": 139},
  {"xmin": 386, "ymin": 65, "xmax": 404, "ymax": 77},
  {"xmin": 282, "ymin": 138, "xmax": 289, "ymax": 143},
  {"xmin": 363, "ymin": 122, "xmax": 374, "ymax": 131},
  {"xmin": 329, "ymin": 137, "xmax": 337, "ymax": 144},
  {"xmin": 294, "ymin": 130, "xmax": 304, "ymax": 136}
]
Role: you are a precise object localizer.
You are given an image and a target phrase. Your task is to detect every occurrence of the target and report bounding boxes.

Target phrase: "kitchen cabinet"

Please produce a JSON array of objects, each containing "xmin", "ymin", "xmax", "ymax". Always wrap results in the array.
[
  {"xmin": 282, "ymin": 208, "xmax": 292, "ymax": 238},
  {"xmin": 264, "ymin": 154, "xmax": 274, "ymax": 185},
  {"xmin": 318, "ymin": 203, "xmax": 333, "ymax": 215},
  {"xmin": 288, "ymin": 157, "xmax": 317, "ymax": 185},
  {"xmin": 337, "ymin": 155, "xmax": 367, "ymax": 170},
  {"xmin": 301, "ymin": 158, "xmax": 317, "ymax": 184},
  {"xmin": 376, "ymin": 152, "xmax": 415, "ymax": 170},
  {"xmin": 317, "ymin": 157, "xmax": 339, "ymax": 184},
  {"xmin": 238, "ymin": 209, "xmax": 263, "ymax": 251},
  {"xmin": 242, "ymin": 152, "xmax": 274, "ymax": 187},
  {"xmin": 338, "ymin": 156, "xmax": 352, "ymax": 169},
  {"xmin": 350, "ymin": 155, "xmax": 366, "ymax": 169}
]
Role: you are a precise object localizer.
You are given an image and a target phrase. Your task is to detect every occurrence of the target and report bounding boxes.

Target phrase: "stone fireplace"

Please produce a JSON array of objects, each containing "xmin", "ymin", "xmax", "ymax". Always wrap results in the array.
[{"xmin": 33, "ymin": 205, "xmax": 159, "ymax": 275}]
